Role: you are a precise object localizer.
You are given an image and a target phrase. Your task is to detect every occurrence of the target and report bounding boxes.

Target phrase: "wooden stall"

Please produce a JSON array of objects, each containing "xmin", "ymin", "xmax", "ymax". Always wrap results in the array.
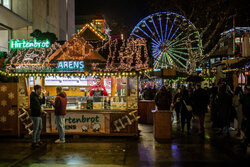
[{"xmin": 0, "ymin": 27, "xmax": 151, "ymax": 136}]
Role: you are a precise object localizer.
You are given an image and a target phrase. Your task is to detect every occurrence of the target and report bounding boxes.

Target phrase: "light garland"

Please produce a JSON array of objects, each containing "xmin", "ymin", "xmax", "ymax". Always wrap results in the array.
[
  {"xmin": 78, "ymin": 24, "xmax": 106, "ymax": 41},
  {"xmin": 0, "ymin": 68, "xmax": 153, "ymax": 78}
]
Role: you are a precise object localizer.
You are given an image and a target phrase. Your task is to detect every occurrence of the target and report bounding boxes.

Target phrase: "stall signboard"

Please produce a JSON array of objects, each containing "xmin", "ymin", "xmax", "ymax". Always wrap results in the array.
[
  {"xmin": 57, "ymin": 61, "xmax": 84, "ymax": 72},
  {"xmin": 10, "ymin": 38, "xmax": 50, "ymax": 49},
  {"xmin": 50, "ymin": 113, "xmax": 105, "ymax": 133},
  {"xmin": 44, "ymin": 76, "xmax": 95, "ymax": 86}
]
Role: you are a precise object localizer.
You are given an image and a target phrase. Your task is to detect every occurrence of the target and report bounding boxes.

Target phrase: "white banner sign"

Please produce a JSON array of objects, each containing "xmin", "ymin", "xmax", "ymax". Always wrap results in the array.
[
  {"xmin": 51, "ymin": 113, "xmax": 105, "ymax": 133},
  {"xmin": 45, "ymin": 76, "xmax": 96, "ymax": 86}
]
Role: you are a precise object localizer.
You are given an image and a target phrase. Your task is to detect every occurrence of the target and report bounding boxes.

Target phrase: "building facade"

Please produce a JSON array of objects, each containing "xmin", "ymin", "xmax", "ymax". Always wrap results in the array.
[{"xmin": 0, "ymin": 0, "xmax": 75, "ymax": 52}]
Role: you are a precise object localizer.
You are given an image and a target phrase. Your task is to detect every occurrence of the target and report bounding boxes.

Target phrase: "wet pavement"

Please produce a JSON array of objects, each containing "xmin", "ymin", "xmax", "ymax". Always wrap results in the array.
[{"xmin": 0, "ymin": 116, "xmax": 249, "ymax": 167}]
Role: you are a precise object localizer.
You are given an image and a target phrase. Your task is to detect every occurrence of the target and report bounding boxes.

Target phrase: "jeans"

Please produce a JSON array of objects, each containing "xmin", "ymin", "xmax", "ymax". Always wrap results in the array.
[
  {"xmin": 198, "ymin": 114, "xmax": 205, "ymax": 134},
  {"xmin": 181, "ymin": 111, "xmax": 192, "ymax": 132},
  {"xmin": 31, "ymin": 117, "xmax": 42, "ymax": 143},
  {"xmin": 56, "ymin": 115, "xmax": 65, "ymax": 142}
]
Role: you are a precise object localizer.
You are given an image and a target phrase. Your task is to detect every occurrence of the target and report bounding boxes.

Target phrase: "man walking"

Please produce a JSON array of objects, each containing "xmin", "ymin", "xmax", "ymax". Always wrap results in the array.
[
  {"xmin": 193, "ymin": 83, "xmax": 209, "ymax": 138},
  {"xmin": 240, "ymin": 85, "xmax": 250, "ymax": 148},
  {"xmin": 155, "ymin": 84, "xmax": 172, "ymax": 111},
  {"xmin": 30, "ymin": 85, "xmax": 45, "ymax": 147},
  {"xmin": 51, "ymin": 87, "xmax": 67, "ymax": 143}
]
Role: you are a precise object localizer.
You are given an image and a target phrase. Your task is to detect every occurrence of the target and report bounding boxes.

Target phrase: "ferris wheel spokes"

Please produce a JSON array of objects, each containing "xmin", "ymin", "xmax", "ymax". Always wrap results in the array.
[
  {"xmin": 167, "ymin": 49, "xmax": 187, "ymax": 62},
  {"xmin": 159, "ymin": 17, "xmax": 164, "ymax": 41},
  {"xmin": 164, "ymin": 17, "xmax": 169, "ymax": 41},
  {"xmin": 166, "ymin": 17, "xmax": 176, "ymax": 41},
  {"xmin": 137, "ymin": 27, "xmax": 160, "ymax": 45},
  {"xmin": 167, "ymin": 51, "xmax": 186, "ymax": 68},
  {"xmin": 169, "ymin": 21, "xmax": 183, "ymax": 41}
]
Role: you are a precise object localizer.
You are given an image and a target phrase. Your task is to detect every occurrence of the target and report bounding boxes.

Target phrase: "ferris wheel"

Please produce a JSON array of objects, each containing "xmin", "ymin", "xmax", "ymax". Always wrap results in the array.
[{"xmin": 130, "ymin": 12, "xmax": 203, "ymax": 73}]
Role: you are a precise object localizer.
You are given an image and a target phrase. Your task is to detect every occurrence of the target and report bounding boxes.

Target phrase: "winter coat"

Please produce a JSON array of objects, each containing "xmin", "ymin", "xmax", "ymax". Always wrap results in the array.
[
  {"xmin": 217, "ymin": 92, "xmax": 232, "ymax": 127},
  {"xmin": 181, "ymin": 90, "xmax": 193, "ymax": 114},
  {"xmin": 30, "ymin": 92, "xmax": 45, "ymax": 117},
  {"xmin": 193, "ymin": 88, "xmax": 209, "ymax": 115},
  {"xmin": 240, "ymin": 93, "xmax": 250, "ymax": 119},
  {"xmin": 174, "ymin": 92, "xmax": 182, "ymax": 110},
  {"xmin": 232, "ymin": 94, "xmax": 243, "ymax": 118},
  {"xmin": 155, "ymin": 87, "xmax": 172, "ymax": 110},
  {"xmin": 52, "ymin": 92, "xmax": 67, "ymax": 116},
  {"xmin": 142, "ymin": 88, "xmax": 155, "ymax": 100}
]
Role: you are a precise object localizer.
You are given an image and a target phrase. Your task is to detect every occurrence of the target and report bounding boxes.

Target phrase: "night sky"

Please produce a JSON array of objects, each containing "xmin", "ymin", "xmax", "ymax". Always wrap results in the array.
[
  {"xmin": 75, "ymin": 0, "xmax": 152, "ymax": 37},
  {"xmin": 75, "ymin": 0, "xmax": 250, "ymax": 38}
]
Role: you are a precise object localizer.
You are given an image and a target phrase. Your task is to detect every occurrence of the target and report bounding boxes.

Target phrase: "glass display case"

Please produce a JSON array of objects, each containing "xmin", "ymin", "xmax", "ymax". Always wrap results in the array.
[
  {"xmin": 45, "ymin": 94, "xmax": 138, "ymax": 111},
  {"xmin": 44, "ymin": 77, "xmax": 138, "ymax": 112}
]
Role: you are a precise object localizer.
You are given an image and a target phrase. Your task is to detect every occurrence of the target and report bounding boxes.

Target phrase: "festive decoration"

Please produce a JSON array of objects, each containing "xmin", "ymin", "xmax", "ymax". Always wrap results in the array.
[
  {"xmin": 8, "ymin": 92, "xmax": 15, "ymax": 100},
  {"xmin": 18, "ymin": 108, "xmax": 33, "ymax": 135},
  {"xmin": 0, "ymin": 68, "xmax": 153, "ymax": 77},
  {"xmin": 77, "ymin": 24, "xmax": 106, "ymax": 41},
  {"xmin": 233, "ymin": 16, "xmax": 236, "ymax": 55},
  {"xmin": 8, "ymin": 109, "xmax": 15, "ymax": 116},
  {"xmin": 10, "ymin": 38, "xmax": 50, "ymax": 49},
  {"xmin": 0, "ymin": 115, "xmax": 6, "ymax": 123},
  {"xmin": 1, "ymin": 100, "xmax": 7, "ymax": 107},
  {"xmin": 0, "ymin": 85, "xmax": 7, "ymax": 92},
  {"xmin": 5, "ymin": 42, "xmax": 61, "ymax": 73},
  {"xmin": 130, "ymin": 12, "xmax": 203, "ymax": 74}
]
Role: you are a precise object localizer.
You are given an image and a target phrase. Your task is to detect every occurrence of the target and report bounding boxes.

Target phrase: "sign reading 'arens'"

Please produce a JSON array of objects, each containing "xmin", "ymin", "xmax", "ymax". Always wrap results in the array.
[{"xmin": 57, "ymin": 61, "xmax": 84, "ymax": 72}]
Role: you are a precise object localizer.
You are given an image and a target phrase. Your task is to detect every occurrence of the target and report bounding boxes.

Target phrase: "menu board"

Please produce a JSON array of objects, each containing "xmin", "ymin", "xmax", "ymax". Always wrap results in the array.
[{"xmin": 44, "ymin": 76, "xmax": 96, "ymax": 86}]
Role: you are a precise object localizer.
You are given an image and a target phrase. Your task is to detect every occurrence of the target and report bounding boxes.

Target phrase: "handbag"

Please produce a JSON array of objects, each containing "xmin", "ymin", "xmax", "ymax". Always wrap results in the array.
[{"xmin": 183, "ymin": 100, "xmax": 192, "ymax": 112}]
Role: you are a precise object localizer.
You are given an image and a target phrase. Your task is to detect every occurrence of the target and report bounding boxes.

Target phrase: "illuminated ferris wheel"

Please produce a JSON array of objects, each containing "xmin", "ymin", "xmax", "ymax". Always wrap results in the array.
[{"xmin": 130, "ymin": 12, "xmax": 203, "ymax": 72}]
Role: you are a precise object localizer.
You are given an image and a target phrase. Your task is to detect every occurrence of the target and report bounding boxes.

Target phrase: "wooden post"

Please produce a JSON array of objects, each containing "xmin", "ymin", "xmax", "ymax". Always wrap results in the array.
[{"xmin": 111, "ymin": 76, "xmax": 116, "ymax": 97}]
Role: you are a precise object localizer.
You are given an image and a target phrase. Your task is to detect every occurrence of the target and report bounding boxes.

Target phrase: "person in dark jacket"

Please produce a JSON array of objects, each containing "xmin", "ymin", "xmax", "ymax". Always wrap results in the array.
[
  {"xmin": 155, "ymin": 84, "xmax": 172, "ymax": 110},
  {"xmin": 142, "ymin": 85, "xmax": 155, "ymax": 100},
  {"xmin": 30, "ymin": 85, "xmax": 45, "ymax": 147},
  {"xmin": 174, "ymin": 88, "xmax": 182, "ymax": 123},
  {"xmin": 193, "ymin": 83, "xmax": 209, "ymax": 137},
  {"xmin": 217, "ymin": 84, "xmax": 233, "ymax": 136},
  {"xmin": 180, "ymin": 88, "xmax": 193, "ymax": 134},
  {"xmin": 51, "ymin": 87, "xmax": 67, "ymax": 144},
  {"xmin": 240, "ymin": 85, "xmax": 250, "ymax": 146},
  {"xmin": 210, "ymin": 86, "xmax": 219, "ymax": 128}
]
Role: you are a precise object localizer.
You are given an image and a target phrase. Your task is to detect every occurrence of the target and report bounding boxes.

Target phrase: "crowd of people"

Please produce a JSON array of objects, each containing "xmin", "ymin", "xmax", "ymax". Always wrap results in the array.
[{"xmin": 154, "ymin": 81, "xmax": 250, "ymax": 147}]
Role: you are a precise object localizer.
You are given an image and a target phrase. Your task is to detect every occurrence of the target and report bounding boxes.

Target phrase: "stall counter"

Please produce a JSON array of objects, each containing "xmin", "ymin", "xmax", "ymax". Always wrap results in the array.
[{"xmin": 43, "ymin": 109, "xmax": 139, "ymax": 136}]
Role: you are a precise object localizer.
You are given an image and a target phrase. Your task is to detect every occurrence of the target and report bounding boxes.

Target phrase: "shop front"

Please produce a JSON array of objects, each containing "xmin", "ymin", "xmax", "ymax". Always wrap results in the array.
[{"xmin": 0, "ymin": 33, "xmax": 151, "ymax": 136}]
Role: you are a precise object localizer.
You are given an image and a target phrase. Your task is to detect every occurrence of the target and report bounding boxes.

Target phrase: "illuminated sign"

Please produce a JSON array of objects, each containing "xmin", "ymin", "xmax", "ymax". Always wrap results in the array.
[
  {"xmin": 57, "ymin": 61, "xmax": 84, "ymax": 72},
  {"xmin": 10, "ymin": 38, "xmax": 50, "ymax": 49}
]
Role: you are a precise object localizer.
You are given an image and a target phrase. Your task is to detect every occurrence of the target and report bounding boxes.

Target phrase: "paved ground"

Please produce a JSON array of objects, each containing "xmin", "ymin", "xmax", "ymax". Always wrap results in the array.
[{"xmin": 0, "ymin": 116, "xmax": 249, "ymax": 167}]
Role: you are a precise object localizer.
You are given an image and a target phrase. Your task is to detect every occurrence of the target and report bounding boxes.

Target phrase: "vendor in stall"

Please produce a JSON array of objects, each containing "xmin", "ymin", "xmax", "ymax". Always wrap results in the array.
[{"xmin": 90, "ymin": 77, "xmax": 108, "ymax": 101}]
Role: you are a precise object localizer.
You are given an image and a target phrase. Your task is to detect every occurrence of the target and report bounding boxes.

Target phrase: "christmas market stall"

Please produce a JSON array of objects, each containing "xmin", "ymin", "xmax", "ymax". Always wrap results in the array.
[{"xmin": 0, "ymin": 32, "xmax": 151, "ymax": 136}]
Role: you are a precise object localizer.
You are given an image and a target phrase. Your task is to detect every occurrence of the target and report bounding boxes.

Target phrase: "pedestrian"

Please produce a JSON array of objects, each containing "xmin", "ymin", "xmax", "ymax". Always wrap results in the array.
[
  {"xmin": 51, "ymin": 87, "xmax": 67, "ymax": 144},
  {"xmin": 240, "ymin": 85, "xmax": 250, "ymax": 147},
  {"xmin": 232, "ymin": 86, "xmax": 243, "ymax": 137},
  {"xmin": 216, "ymin": 84, "xmax": 233, "ymax": 136},
  {"xmin": 30, "ymin": 85, "xmax": 45, "ymax": 147},
  {"xmin": 193, "ymin": 83, "xmax": 209, "ymax": 138},
  {"xmin": 155, "ymin": 84, "xmax": 172, "ymax": 111},
  {"xmin": 210, "ymin": 86, "xmax": 219, "ymax": 128},
  {"xmin": 173, "ymin": 88, "xmax": 182, "ymax": 122},
  {"xmin": 180, "ymin": 88, "xmax": 193, "ymax": 135},
  {"xmin": 142, "ymin": 85, "xmax": 155, "ymax": 100}
]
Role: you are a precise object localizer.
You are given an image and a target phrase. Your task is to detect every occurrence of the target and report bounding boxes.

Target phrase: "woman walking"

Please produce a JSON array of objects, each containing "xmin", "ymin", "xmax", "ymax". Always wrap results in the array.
[
  {"xmin": 180, "ymin": 88, "xmax": 193, "ymax": 135},
  {"xmin": 232, "ymin": 87, "xmax": 243, "ymax": 137}
]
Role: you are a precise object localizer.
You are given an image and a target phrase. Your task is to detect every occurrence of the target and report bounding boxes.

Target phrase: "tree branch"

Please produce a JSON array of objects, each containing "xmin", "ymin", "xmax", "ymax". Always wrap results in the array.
[
  {"xmin": 200, "ymin": 19, "xmax": 213, "ymax": 38},
  {"xmin": 205, "ymin": 36, "xmax": 224, "ymax": 58}
]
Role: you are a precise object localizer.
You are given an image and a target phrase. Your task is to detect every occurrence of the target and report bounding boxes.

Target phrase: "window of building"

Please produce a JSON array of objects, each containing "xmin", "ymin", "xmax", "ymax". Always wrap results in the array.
[
  {"xmin": 235, "ymin": 37, "xmax": 241, "ymax": 43},
  {"xmin": 3, "ymin": 0, "xmax": 11, "ymax": 10}
]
